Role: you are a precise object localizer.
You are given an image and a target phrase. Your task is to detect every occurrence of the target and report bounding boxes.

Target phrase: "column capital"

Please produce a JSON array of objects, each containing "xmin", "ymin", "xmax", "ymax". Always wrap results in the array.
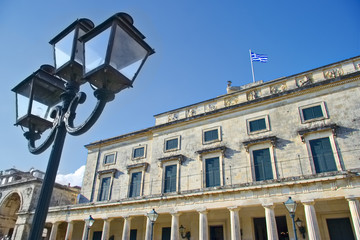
[
  {"xmin": 262, "ymin": 203, "xmax": 275, "ymax": 209},
  {"xmin": 197, "ymin": 207, "xmax": 208, "ymax": 214},
  {"xmin": 301, "ymin": 199, "xmax": 315, "ymax": 205},
  {"xmin": 228, "ymin": 206, "xmax": 241, "ymax": 211},
  {"xmin": 170, "ymin": 211, "xmax": 182, "ymax": 217},
  {"xmin": 346, "ymin": 196, "xmax": 359, "ymax": 201}
]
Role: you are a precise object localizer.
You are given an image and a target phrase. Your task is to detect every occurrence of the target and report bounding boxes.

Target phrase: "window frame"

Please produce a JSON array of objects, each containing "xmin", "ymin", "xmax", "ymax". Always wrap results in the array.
[
  {"xmin": 132, "ymin": 145, "xmax": 147, "ymax": 160},
  {"xmin": 126, "ymin": 163, "xmax": 148, "ymax": 198},
  {"xmin": 159, "ymin": 155, "xmax": 184, "ymax": 194},
  {"xmin": 248, "ymin": 142, "xmax": 278, "ymax": 182},
  {"xmin": 246, "ymin": 115, "xmax": 270, "ymax": 134},
  {"xmin": 129, "ymin": 171, "xmax": 142, "ymax": 198},
  {"xmin": 198, "ymin": 149, "xmax": 225, "ymax": 189},
  {"xmin": 303, "ymin": 130, "xmax": 341, "ymax": 174},
  {"xmin": 103, "ymin": 152, "xmax": 117, "ymax": 165},
  {"xmin": 96, "ymin": 170, "xmax": 116, "ymax": 202},
  {"xmin": 164, "ymin": 136, "xmax": 181, "ymax": 152},
  {"xmin": 202, "ymin": 126, "xmax": 222, "ymax": 144},
  {"xmin": 299, "ymin": 102, "xmax": 328, "ymax": 123}
]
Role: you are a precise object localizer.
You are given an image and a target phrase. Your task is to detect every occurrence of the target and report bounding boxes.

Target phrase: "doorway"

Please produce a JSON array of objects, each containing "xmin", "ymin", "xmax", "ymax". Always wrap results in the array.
[
  {"xmin": 210, "ymin": 225, "xmax": 224, "ymax": 240},
  {"xmin": 327, "ymin": 218, "xmax": 355, "ymax": 240}
]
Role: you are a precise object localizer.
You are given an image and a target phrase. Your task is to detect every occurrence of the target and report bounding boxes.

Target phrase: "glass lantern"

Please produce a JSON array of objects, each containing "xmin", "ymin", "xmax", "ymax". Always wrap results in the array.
[
  {"xmin": 49, "ymin": 18, "xmax": 94, "ymax": 84},
  {"xmin": 80, "ymin": 12, "xmax": 155, "ymax": 93},
  {"xmin": 12, "ymin": 65, "xmax": 66, "ymax": 133},
  {"xmin": 284, "ymin": 197, "xmax": 297, "ymax": 215}
]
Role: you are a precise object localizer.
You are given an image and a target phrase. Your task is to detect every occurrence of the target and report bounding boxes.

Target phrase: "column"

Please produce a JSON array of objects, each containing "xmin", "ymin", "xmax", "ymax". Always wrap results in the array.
[
  {"xmin": 102, "ymin": 218, "xmax": 112, "ymax": 240},
  {"xmin": 347, "ymin": 197, "xmax": 360, "ymax": 239},
  {"xmin": 82, "ymin": 223, "xmax": 90, "ymax": 240},
  {"xmin": 303, "ymin": 200, "xmax": 320, "ymax": 240},
  {"xmin": 228, "ymin": 207, "xmax": 241, "ymax": 240},
  {"xmin": 198, "ymin": 209, "xmax": 208, "ymax": 240},
  {"xmin": 65, "ymin": 221, "xmax": 74, "ymax": 240},
  {"xmin": 145, "ymin": 216, "xmax": 153, "ymax": 240},
  {"xmin": 263, "ymin": 204, "xmax": 279, "ymax": 240},
  {"xmin": 49, "ymin": 222, "xmax": 60, "ymax": 240},
  {"xmin": 170, "ymin": 212, "xmax": 181, "ymax": 240},
  {"xmin": 122, "ymin": 216, "xmax": 132, "ymax": 240}
]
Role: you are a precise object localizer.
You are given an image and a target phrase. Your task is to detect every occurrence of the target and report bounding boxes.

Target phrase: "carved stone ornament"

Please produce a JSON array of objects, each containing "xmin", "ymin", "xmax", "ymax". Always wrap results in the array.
[
  {"xmin": 26, "ymin": 187, "xmax": 32, "ymax": 196},
  {"xmin": 297, "ymin": 75, "xmax": 312, "ymax": 87},
  {"xmin": 247, "ymin": 90, "xmax": 260, "ymax": 101},
  {"xmin": 224, "ymin": 96, "xmax": 239, "ymax": 107},
  {"xmin": 205, "ymin": 103, "xmax": 217, "ymax": 112},
  {"xmin": 270, "ymin": 83, "xmax": 287, "ymax": 94},
  {"xmin": 355, "ymin": 63, "xmax": 360, "ymax": 70},
  {"xmin": 168, "ymin": 113, "xmax": 179, "ymax": 122},
  {"xmin": 324, "ymin": 67, "xmax": 344, "ymax": 79},
  {"xmin": 187, "ymin": 108, "xmax": 196, "ymax": 117}
]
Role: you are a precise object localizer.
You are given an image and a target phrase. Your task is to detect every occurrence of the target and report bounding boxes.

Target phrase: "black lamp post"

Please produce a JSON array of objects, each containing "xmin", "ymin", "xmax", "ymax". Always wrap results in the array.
[
  {"xmin": 147, "ymin": 209, "xmax": 159, "ymax": 240},
  {"xmin": 179, "ymin": 225, "xmax": 191, "ymax": 240},
  {"xmin": 84, "ymin": 215, "xmax": 95, "ymax": 240},
  {"xmin": 284, "ymin": 197, "xmax": 298, "ymax": 240},
  {"xmin": 12, "ymin": 12, "xmax": 154, "ymax": 240}
]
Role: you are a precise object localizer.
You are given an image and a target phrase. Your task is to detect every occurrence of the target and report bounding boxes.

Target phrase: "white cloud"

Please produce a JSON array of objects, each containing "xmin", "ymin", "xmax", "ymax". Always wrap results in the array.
[{"xmin": 56, "ymin": 165, "xmax": 85, "ymax": 187}]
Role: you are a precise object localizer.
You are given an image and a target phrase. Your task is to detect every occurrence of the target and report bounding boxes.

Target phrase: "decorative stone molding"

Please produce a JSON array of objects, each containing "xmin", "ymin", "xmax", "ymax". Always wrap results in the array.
[
  {"xmin": 195, "ymin": 146, "xmax": 227, "ymax": 157},
  {"xmin": 158, "ymin": 154, "xmax": 185, "ymax": 167},
  {"xmin": 296, "ymin": 75, "xmax": 312, "ymax": 87},
  {"xmin": 186, "ymin": 108, "xmax": 196, "ymax": 117},
  {"xmin": 270, "ymin": 83, "xmax": 287, "ymax": 94},
  {"xmin": 204, "ymin": 103, "xmax": 217, "ymax": 112},
  {"xmin": 168, "ymin": 113, "xmax": 179, "ymax": 122},
  {"xmin": 242, "ymin": 136, "xmax": 278, "ymax": 152},
  {"xmin": 97, "ymin": 168, "xmax": 117, "ymax": 178},
  {"xmin": 324, "ymin": 67, "xmax": 344, "ymax": 79},
  {"xmin": 247, "ymin": 89, "xmax": 260, "ymax": 101},
  {"xmin": 126, "ymin": 163, "xmax": 149, "ymax": 173},
  {"xmin": 224, "ymin": 95, "xmax": 239, "ymax": 107},
  {"xmin": 298, "ymin": 124, "xmax": 338, "ymax": 142}
]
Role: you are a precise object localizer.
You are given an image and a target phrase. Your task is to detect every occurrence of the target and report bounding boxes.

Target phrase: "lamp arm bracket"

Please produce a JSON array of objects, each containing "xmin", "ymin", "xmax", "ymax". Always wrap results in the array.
[
  {"xmin": 26, "ymin": 106, "xmax": 62, "ymax": 155},
  {"xmin": 65, "ymin": 89, "xmax": 114, "ymax": 136}
]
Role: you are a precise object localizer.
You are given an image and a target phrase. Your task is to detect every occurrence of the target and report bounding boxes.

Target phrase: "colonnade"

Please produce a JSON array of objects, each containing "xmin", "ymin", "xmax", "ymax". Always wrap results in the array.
[{"xmin": 47, "ymin": 197, "xmax": 360, "ymax": 240}]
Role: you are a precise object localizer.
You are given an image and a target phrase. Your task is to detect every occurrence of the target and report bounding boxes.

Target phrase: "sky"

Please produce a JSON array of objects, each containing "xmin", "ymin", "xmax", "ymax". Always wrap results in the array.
[{"xmin": 0, "ymin": 0, "xmax": 359, "ymax": 186}]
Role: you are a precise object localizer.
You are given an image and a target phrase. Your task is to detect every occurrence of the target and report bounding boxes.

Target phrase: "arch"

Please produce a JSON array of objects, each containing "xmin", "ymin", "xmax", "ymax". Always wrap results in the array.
[{"xmin": 0, "ymin": 192, "xmax": 21, "ymax": 239}]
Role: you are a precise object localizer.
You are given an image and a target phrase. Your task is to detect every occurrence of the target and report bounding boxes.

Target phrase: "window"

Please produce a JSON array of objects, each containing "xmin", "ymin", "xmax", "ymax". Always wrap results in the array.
[
  {"xmin": 104, "ymin": 153, "xmax": 116, "ymax": 165},
  {"xmin": 164, "ymin": 165, "xmax": 177, "ymax": 193},
  {"xmin": 130, "ymin": 230, "xmax": 137, "ymax": 240},
  {"xmin": 203, "ymin": 127, "xmax": 221, "ymax": 144},
  {"xmin": 309, "ymin": 137, "xmax": 337, "ymax": 173},
  {"xmin": 129, "ymin": 172, "xmax": 142, "ymax": 197},
  {"xmin": 98, "ymin": 177, "xmax": 111, "ymax": 201},
  {"xmin": 299, "ymin": 102, "xmax": 328, "ymax": 123},
  {"xmin": 253, "ymin": 148, "xmax": 273, "ymax": 181},
  {"xmin": 132, "ymin": 145, "xmax": 146, "ymax": 159},
  {"xmin": 247, "ymin": 115, "xmax": 270, "ymax": 134},
  {"xmin": 164, "ymin": 136, "xmax": 180, "ymax": 152},
  {"xmin": 205, "ymin": 157, "xmax": 221, "ymax": 187}
]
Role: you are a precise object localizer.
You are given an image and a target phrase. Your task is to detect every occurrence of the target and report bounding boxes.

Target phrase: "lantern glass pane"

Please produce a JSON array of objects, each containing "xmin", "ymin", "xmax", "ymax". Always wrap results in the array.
[
  {"xmin": 54, "ymin": 30, "xmax": 75, "ymax": 69},
  {"xmin": 74, "ymin": 28, "xmax": 86, "ymax": 65},
  {"xmin": 110, "ymin": 25, "xmax": 148, "ymax": 80},
  {"xmin": 84, "ymin": 28, "xmax": 111, "ymax": 73},
  {"xmin": 16, "ymin": 93, "xmax": 30, "ymax": 121}
]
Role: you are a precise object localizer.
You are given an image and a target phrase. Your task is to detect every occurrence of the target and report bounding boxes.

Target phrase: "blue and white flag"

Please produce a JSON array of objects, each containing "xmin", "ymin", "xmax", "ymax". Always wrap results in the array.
[{"xmin": 251, "ymin": 52, "xmax": 268, "ymax": 63}]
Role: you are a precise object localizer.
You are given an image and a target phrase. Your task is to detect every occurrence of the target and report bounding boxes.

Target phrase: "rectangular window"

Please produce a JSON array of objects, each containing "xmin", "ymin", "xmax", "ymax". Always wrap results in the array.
[
  {"xmin": 165, "ymin": 138, "xmax": 179, "ymax": 151},
  {"xmin": 302, "ymin": 105, "xmax": 324, "ymax": 121},
  {"xmin": 133, "ymin": 147, "xmax": 145, "ymax": 159},
  {"xmin": 249, "ymin": 118, "xmax": 266, "ymax": 132},
  {"xmin": 129, "ymin": 172, "xmax": 142, "ymax": 197},
  {"xmin": 203, "ymin": 127, "xmax": 221, "ymax": 144},
  {"xmin": 130, "ymin": 229, "xmax": 137, "ymax": 240},
  {"xmin": 104, "ymin": 153, "xmax": 115, "ymax": 165},
  {"xmin": 253, "ymin": 148, "xmax": 273, "ymax": 181},
  {"xmin": 164, "ymin": 165, "xmax": 177, "ymax": 193},
  {"xmin": 205, "ymin": 157, "xmax": 220, "ymax": 187},
  {"xmin": 309, "ymin": 137, "xmax": 337, "ymax": 173},
  {"xmin": 98, "ymin": 177, "xmax": 111, "ymax": 201}
]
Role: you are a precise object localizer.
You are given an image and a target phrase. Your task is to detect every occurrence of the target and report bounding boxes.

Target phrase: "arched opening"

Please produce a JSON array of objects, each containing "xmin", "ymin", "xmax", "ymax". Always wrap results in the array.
[{"xmin": 0, "ymin": 192, "xmax": 21, "ymax": 239}]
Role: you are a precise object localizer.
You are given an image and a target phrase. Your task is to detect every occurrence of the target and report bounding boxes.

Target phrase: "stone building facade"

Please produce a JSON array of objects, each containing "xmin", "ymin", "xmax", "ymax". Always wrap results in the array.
[
  {"xmin": 45, "ymin": 56, "xmax": 360, "ymax": 240},
  {"xmin": 0, "ymin": 168, "xmax": 79, "ymax": 240}
]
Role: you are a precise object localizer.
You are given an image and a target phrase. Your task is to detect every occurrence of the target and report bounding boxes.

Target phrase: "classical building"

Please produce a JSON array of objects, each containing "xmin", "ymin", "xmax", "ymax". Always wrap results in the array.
[
  {"xmin": 43, "ymin": 55, "xmax": 360, "ymax": 240},
  {"xmin": 0, "ymin": 168, "xmax": 80, "ymax": 240}
]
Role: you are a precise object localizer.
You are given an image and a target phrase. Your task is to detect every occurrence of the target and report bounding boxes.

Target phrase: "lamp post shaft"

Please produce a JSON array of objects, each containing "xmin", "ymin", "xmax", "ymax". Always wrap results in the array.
[
  {"xmin": 291, "ymin": 214, "xmax": 298, "ymax": 240},
  {"xmin": 150, "ymin": 222, "xmax": 154, "ymax": 240},
  {"xmin": 28, "ymin": 123, "xmax": 67, "ymax": 239}
]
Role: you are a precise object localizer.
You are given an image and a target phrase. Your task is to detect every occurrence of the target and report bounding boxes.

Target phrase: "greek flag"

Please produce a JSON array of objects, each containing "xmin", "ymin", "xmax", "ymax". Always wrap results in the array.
[{"xmin": 251, "ymin": 52, "xmax": 268, "ymax": 63}]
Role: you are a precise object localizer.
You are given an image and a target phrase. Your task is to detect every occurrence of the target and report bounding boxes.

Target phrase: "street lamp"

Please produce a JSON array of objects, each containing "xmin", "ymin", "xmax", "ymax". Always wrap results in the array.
[
  {"xmin": 84, "ymin": 215, "xmax": 95, "ymax": 240},
  {"xmin": 284, "ymin": 197, "xmax": 298, "ymax": 240},
  {"xmin": 179, "ymin": 225, "xmax": 191, "ymax": 240},
  {"xmin": 147, "ymin": 209, "xmax": 158, "ymax": 240},
  {"xmin": 12, "ymin": 12, "xmax": 154, "ymax": 240},
  {"xmin": 295, "ymin": 218, "xmax": 306, "ymax": 239}
]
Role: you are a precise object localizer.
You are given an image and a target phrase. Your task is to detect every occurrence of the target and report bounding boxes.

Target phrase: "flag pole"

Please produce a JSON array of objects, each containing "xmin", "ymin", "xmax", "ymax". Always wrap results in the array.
[{"xmin": 249, "ymin": 49, "xmax": 255, "ymax": 83}]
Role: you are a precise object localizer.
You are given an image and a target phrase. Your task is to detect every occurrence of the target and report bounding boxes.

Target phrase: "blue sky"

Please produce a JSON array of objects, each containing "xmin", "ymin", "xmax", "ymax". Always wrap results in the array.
[{"xmin": 0, "ymin": 0, "xmax": 359, "ymax": 185}]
